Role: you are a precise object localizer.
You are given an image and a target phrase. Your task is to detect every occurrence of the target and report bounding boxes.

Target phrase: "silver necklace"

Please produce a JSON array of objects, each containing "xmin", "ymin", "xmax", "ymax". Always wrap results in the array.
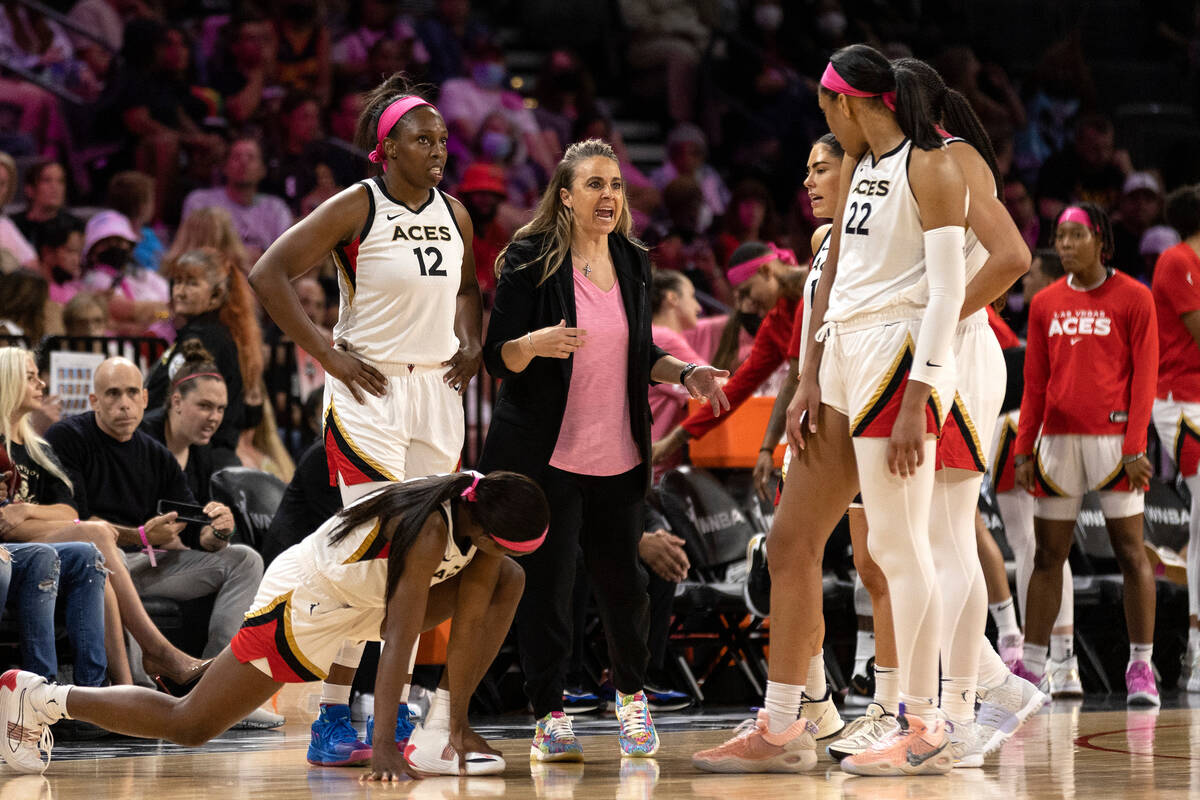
[{"xmin": 573, "ymin": 250, "xmax": 593, "ymax": 277}]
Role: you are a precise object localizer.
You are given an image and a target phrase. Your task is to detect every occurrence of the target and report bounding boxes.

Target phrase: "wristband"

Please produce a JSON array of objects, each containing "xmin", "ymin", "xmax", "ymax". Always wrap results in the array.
[
  {"xmin": 211, "ymin": 523, "xmax": 234, "ymax": 542},
  {"xmin": 138, "ymin": 524, "xmax": 157, "ymax": 567},
  {"xmin": 679, "ymin": 362, "xmax": 699, "ymax": 385},
  {"xmin": 759, "ymin": 446, "xmax": 775, "ymax": 454},
  {"xmin": 1122, "ymin": 452, "xmax": 1146, "ymax": 465}
]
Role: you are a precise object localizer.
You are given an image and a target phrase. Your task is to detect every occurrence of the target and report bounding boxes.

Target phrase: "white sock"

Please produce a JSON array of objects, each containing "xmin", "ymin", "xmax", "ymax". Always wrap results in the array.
[
  {"xmin": 1050, "ymin": 633, "xmax": 1074, "ymax": 662},
  {"xmin": 1129, "ymin": 643, "xmax": 1153, "ymax": 665},
  {"xmin": 853, "ymin": 631, "xmax": 875, "ymax": 676},
  {"xmin": 874, "ymin": 665, "xmax": 899, "ymax": 715},
  {"xmin": 1023, "ymin": 643, "xmax": 1048, "ymax": 678},
  {"xmin": 806, "ymin": 653, "xmax": 827, "ymax": 700},
  {"xmin": 763, "ymin": 680, "xmax": 804, "ymax": 734},
  {"xmin": 41, "ymin": 683, "xmax": 71, "ymax": 721},
  {"xmin": 976, "ymin": 637, "xmax": 1011, "ymax": 690},
  {"xmin": 1189, "ymin": 626, "xmax": 1200, "ymax": 656},
  {"xmin": 940, "ymin": 676, "xmax": 976, "ymax": 726},
  {"xmin": 320, "ymin": 683, "xmax": 352, "ymax": 707},
  {"xmin": 899, "ymin": 692, "xmax": 938, "ymax": 724},
  {"xmin": 425, "ymin": 688, "xmax": 451, "ymax": 729},
  {"xmin": 989, "ymin": 599, "xmax": 1021, "ymax": 639}
]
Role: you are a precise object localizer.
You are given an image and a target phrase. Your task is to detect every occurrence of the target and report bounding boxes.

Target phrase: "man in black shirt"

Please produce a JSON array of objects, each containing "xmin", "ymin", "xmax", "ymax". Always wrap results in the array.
[
  {"xmin": 44, "ymin": 358, "xmax": 263, "ymax": 661},
  {"xmin": 260, "ymin": 439, "xmax": 340, "ymax": 567}
]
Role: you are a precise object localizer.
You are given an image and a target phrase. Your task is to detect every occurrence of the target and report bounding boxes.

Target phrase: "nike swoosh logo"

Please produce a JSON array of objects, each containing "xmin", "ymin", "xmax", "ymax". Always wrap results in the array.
[
  {"xmin": 925, "ymin": 360, "xmax": 941, "ymax": 368},
  {"xmin": 387, "ymin": 213, "xmax": 403, "ymax": 221},
  {"xmin": 906, "ymin": 739, "xmax": 948, "ymax": 767},
  {"xmin": 1070, "ymin": 337, "xmax": 1082, "ymax": 345}
]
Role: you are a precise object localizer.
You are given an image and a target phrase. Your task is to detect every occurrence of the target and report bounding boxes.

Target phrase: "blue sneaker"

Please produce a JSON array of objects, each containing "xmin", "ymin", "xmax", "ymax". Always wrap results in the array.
[
  {"xmin": 563, "ymin": 685, "xmax": 602, "ymax": 714},
  {"xmin": 645, "ymin": 685, "xmax": 692, "ymax": 712},
  {"xmin": 307, "ymin": 704, "xmax": 371, "ymax": 767},
  {"xmin": 366, "ymin": 702, "xmax": 417, "ymax": 751}
]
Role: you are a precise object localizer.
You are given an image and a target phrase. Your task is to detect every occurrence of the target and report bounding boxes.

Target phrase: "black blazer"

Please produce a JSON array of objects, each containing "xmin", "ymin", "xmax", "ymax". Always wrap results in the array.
[{"xmin": 479, "ymin": 232, "xmax": 669, "ymax": 490}]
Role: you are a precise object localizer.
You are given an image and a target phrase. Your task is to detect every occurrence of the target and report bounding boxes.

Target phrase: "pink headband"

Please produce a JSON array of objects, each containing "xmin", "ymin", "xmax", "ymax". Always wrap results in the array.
[
  {"xmin": 820, "ymin": 62, "xmax": 896, "ymax": 112},
  {"xmin": 726, "ymin": 242, "xmax": 798, "ymax": 286},
  {"xmin": 1057, "ymin": 206, "xmax": 1098, "ymax": 232},
  {"xmin": 368, "ymin": 96, "xmax": 436, "ymax": 169},
  {"xmin": 459, "ymin": 469, "xmax": 549, "ymax": 553},
  {"xmin": 173, "ymin": 371, "xmax": 222, "ymax": 389}
]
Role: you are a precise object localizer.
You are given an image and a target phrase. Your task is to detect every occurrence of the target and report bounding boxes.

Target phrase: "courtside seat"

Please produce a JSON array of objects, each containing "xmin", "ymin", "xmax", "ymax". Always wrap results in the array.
[{"xmin": 210, "ymin": 468, "xmax": 287, "ymax": 552}]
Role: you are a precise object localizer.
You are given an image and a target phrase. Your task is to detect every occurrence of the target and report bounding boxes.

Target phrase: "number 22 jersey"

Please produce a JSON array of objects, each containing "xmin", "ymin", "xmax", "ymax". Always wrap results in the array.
[{"xmin": 332, "ymin": 177, "xmax": 466, "ymax": 367}]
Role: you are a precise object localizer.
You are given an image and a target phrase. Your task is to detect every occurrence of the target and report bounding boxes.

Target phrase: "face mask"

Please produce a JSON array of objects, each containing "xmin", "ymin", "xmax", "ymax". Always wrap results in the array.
[
  {"xmin": 754, "ymin": 4, "xmax": 784, "ymax": 31},
  {"xmin": 472, "ymin": 61, "xmax": 507, "ymax": 91},
  {"xmin": 480, "ymin": 131, "xmax": 514, "ymax": 162},
  {"xmin": 242, "ymin": 403, "xmax": 264, "ymax": 431},
  {"xmin": 51, "ymin": 265, "xmax": 74, "ymax": 284},
  {"xmin": 816, "ymin": 11, "xmax": 847, "ymax": 39},
  {"xmin": 93, "ymin": 247, "xmax": 129, "ymax": 269},
  {"xmin": 739, "ymin": 311, "xmax": 763, "ymax": 337}
]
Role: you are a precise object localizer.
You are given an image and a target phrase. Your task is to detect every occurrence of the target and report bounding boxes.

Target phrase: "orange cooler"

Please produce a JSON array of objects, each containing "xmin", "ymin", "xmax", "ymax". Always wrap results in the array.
[{"xmin": 686, "ymin": 396, "xmax": 786, "ymax": 469}]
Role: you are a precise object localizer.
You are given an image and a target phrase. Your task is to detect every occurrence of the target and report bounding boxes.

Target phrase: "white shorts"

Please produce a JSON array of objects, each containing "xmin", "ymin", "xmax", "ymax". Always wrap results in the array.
[
  {"xmin": 1152, "ymin": 397, "xmax": 1200, "ymax": 478},
  {"xmin": 818, "ymin": 314, "xmax": 954, "ymax": 439},
  {"xmin": 937, "ymin": 318, "xmax": 1006, "ymax": 473},
  {"xmin": 1033, "ymin": 434, "xmax": 1143, "ymax": 521},
  {"xmin": 323, "ymin": 363, "xmax": 463, "ymax": 487},
  {"xmin": 988, "ymin": 409, "xmax": 1020, "ymax": 493}
]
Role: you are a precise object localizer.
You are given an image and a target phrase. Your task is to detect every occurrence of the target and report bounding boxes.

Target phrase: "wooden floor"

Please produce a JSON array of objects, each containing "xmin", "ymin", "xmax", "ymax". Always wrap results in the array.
[{"xmin": 7, "ymin": 685, "xmax": 1200, "ymax": 799}]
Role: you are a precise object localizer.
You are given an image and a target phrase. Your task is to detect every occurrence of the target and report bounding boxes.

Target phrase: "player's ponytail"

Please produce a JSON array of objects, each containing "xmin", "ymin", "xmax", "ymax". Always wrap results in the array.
[
  {"xmin": 889, "ymin": 62, "xmax": 943, "ymax": 152},
  {"xmin": 822, "ymin": 45, "xmax": 941, "ymax": 152}
]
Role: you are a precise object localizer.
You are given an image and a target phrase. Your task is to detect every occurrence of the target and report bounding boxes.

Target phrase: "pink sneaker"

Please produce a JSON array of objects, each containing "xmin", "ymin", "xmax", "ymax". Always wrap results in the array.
[
  {"xmin": 1010, "ymin": 659, "xmax": 1044, "ymax": 689},
  {"xmin": 1126, "ymin": 661, "xmax": 1160, "ymax": 707},
  {"xmin": 691, "ymin": 710, "xmax": 818, "ymax": 773},
  {"xmin": 998, "ymin": 634, "xmax": 1024, "ymax": 669},
  {"xmin": 841, "ymin": 713, "xmax": 953, "ymax": 776}
]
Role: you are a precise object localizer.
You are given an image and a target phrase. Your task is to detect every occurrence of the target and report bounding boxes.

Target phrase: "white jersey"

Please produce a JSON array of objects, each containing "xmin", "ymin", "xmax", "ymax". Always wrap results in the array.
[
  {"xmin": 797, "ymin": 229, "xmax": 831, "ymax": 366},
  {"xmin": 826, "ymin": 139, "xmax": 930, "ymax": 323},
  {"xmin": 332, "ymin": 179, "xmax": 465, "ymax": 367}
]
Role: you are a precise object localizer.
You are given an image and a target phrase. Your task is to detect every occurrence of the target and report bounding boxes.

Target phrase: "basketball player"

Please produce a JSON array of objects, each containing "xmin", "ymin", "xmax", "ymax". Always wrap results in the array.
[
  {"xmin": 1013, "ymin": 203, "xmax": 1160, "ymax": 706},
  {"xmin": 0, "ymin": 472, "xmax": 548, "ymax": 779},
  {"xmin": 250, "ymin": 73, "xmax": 482, "ymax": 765}
]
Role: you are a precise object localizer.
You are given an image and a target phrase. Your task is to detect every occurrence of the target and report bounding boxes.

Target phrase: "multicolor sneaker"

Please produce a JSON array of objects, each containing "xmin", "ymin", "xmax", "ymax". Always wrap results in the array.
[
  {"xmin": 1046, "ymin": 656, "xmax": 1084, "ymax": 698},
  {"xmin": 1126, "ymin": 661, "xmax": 1161, "ymax": 707},
  {"xmin": 998, "ymin": 634, "xmax": 1024, "ymax": 669},
  {"xmin": 530, "ymin": 711, "xmax": 584, "ymax": 762},
  {"xmin": 947, "ymin": 719, "xmax": 983, "ymax": 768},
  {"xmin": 616, "ymin": 691, "xmax": 658, "ymax": 757},
  {"xmin": 365, "ymin": 702, "xmax": 417, "ymax": 750},
  {"xmin": 826, "ymin": 702, "xmax": 899, "ymax": 761},
  {"xmin": 0, "ymin": 670, "xmax": 65, "ymax": 774},
  {"xmin": 801, "ymin": 688, "xmax": 845, "ymax": 739},
  {"xmin": 307, "ymin": 703, "xmax": 372, "ymax": 767},
  {"xmin": 405, "ymin": 721, "xmax": 505, "ymax": 775},
  {"xmin": 691, "ymin": 710, "xmax": 817, "ymax": 773},
  {"xmin": 840, "ymin": 713, "xmax": 952, "ymax": 776},
  {"xmin": 973, "ymin": 672, "xmax": 1048, "ymax": 755}
]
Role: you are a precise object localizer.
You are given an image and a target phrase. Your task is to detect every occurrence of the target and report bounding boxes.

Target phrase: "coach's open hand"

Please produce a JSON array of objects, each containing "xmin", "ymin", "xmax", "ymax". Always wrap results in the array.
[{"xmin": 683, "ymin": 365, "xmax": 730, "ymax": 416}]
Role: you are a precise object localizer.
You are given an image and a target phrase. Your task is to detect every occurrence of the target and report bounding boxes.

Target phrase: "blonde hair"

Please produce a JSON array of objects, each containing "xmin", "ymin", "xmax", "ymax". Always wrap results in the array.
[
  {"xmin": 494, "ymin": 138, "xmax": 642, "ymax": 286},
  {"xmin": 250, "ymin": 387, "xmax": 295, "ymax": 483},
  {"xmin": 167, "ymin": 207, "xmax": 250, "ymax": 274},
  {"xmin": 0, "ymin": 152, "xmax": 16, "ymax": 207},
  {"xmin": 0, "ymin": 347, "xmax": 72, "ymax": 492}
]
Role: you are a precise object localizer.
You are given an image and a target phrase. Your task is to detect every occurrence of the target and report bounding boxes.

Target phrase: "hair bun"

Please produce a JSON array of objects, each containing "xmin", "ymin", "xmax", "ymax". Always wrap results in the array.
[{"xmin": 178, "ymin": 338, "xmax": 216, "ymax": 366}]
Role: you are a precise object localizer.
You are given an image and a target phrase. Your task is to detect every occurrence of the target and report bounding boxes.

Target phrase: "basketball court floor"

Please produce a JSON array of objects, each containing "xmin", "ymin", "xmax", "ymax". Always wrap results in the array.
[{"xmin": 4, "ymin": 683, "xmax": 1198, "ymax": 799}]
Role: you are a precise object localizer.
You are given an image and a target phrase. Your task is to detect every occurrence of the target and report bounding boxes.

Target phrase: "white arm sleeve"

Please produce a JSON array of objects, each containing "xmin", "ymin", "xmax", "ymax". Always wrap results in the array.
[{"xmin": 910, "ymin": 226, "xmax": 966, "ymax": 387}]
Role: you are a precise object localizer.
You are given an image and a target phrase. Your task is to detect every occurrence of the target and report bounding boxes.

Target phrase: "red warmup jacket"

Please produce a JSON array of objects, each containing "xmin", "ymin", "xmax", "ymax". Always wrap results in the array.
[
  {"xmin": 681, "ymin": 296, "xmax": 798, "ymax": 439},
  {"xmin": 1152, "ymin": 242, "xmax": 1200, "ymax": 402},
  {"xmin": 987, "ymin": 305, "xmax": 1021, "ymax": 349},
  {"xmin": 1015, "ymin": 271, "xmax": 1158, "ymax": 457}
]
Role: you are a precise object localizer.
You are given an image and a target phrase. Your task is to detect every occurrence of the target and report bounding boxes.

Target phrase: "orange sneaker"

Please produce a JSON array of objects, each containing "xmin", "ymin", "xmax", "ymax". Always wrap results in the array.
[
  {"xmin": 691, "ymin": 709, "xmax": 817, "ymax": 773},
  {"xmin": 840, "ymin": 713, "xmax": 952, "ymax": 776}
]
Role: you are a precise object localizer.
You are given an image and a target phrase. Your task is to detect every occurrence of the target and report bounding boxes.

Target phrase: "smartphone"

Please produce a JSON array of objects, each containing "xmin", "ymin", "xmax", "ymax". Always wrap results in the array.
[{"xmin": 156, "ymin": 499, "xmax": 212, "ymax": 526}]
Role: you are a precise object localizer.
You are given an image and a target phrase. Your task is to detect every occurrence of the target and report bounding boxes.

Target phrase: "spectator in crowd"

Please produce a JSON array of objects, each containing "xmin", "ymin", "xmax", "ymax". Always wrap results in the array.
[
  {"xmin": 66, "ymin": 0, "xmax": 147, "ymax": 82},
  {"xmin": 416, "ymin": 0, "xmax": 487, "ymax": 84},
  {"xmin": 650, "ymin": 124, "xmax": 730, "ymax": 231},
  {"xmin": 457, "ymin": 162, "xmax": 512, "ymax": 297},
  {"xmin": 1014, "ymin": 31, "xmax": 1096, "ymax": 180},
  {"xmin": 295, "ymin": 276, "xmax": 331, "ymax": 340},
  {"xmin": 141, "ymin": 341, "xmax": 226, "ymax": 503},
  {"xmin": 44, "ymin": 356, "xmax": 264, "ymax": 671},
  {"xmin": 79, "ymin": 211, "xmax": 171, "ymax": 338},
  {"xmin": 1139, "ymin": 225, "xmax": 1181, "ymax": 279},
  {"xmin": 182, "ymin": 137, "xmax": 294, "ymax": 263},
  {"xmin": 1036, "ymin": 113, "xmax": 1130, "ymax": 222},
  {"xmin": 649, "ymin": 269, "xmax": 706, "ymax": 449},
  {"xmin": 209, "ymin": 11, "xmax": 281, "ymax": 126},
  {"xmin": 618, "ymin": 0, "xmax": 708, "ymax": 123},
  {"xmin": 167, "ymin": 206, "xmax": 251, "ymax": 275},
  {"xmin": 1112, "ymin": 172, "xmax": 1166, "ymax": 278},
  {"xmin": 107, "ymin": 171, "xmax": 163, "ymax": 273},
  {"xmin": 1005, "ymin": 177, "xmax": 1041, "ymax": 251},
  {"xmin": 12, "ymin": 161, "xmax": 82, "ymax": 251},
  {"xmin": 62, "ymin": 291, "xmax": 108, "ymax": 337},
  {"xmin": 147, "ymin": 248, "xmax": 263, "ymax": 459},
  {"xmin": 36, "ymin": 216, "xmax": 85, "ymax": 310},
  {"xmin": 935, "ymin": 46, "xmax": 1026, "ymax": 136},
  {"xmin": 327, "ymin": 87, "xmax": 366, "ymax": 146},
  {"xmin": 258, "ymin": 438, "xmax": 339, "ymax": 567},
  {"xmin": 1, "ymin": 348, "xmax": 206, "ymax": 688},
  {"xmin": 273, "ymin": 0, "xmax": 331, "ymax": 107},
  {"xmin": 264, "ymin": 93, "xmax": 355, "ymax": 214},
  {"xmin": 469, "ymin": 110, "xmax": 543, "ymax": 207},
  {"xmin": 237, "ymin": 381, "xmax": 295, "ymax": 483},
  {"xmin": 0, "ymin": 271, "xmax": 50, "ymax": 341},
  {"xmin": 646, "ymin": 176, "xmax": 729, "ymax": 305},
  {"xmin": 533, "ymin": 49, "xmax": 598, "ymax": 155},
  {"xmin": 333, "ymin": 1, "xmax": 426, "ymax": 86},
  {"xmin": 716, "ymin": 179, "xmax": 779, "ymax": 268},
  {"xmin": 0, "ymin": 152, "xmax": 35, "ymax": 268}
]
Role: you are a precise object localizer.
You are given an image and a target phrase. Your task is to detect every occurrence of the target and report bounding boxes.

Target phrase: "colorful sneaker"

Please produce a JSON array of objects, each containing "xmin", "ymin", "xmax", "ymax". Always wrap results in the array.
[
  {"xmin": 826, "ymin": 702, "xmax": 899, "ymax": 761},
  {"xmin": 973, "ymin": 672, "xmax": 1048, "ymax": 755},
  {"xmin": 365, "ymin": 702, "xmax": 417, "ymax": 750},
  {"xmin": 0, "ymin": 670, "xmax": 62, "ymax": 774},
  {"xmin": 405, "ymin": 721, "xmax": 506, "ymax": 775},
  {"xmin": 1126, "ymin": 661, "xmax": 1160, "ymax": 707},
  {"xmin": 1047, "ymin": 656, "xmax": 1084, "ymax": 698},
  {"xmin": 644, "ymin": 685, "xmax": 692, "ymax": 712},
  {"xmin": 947, "ymin": 719, "xmax": 983, "ymax": 768},
  {"xmin": 530, "ymin": 711, "xmax": 584, "ymax": 762},
  {"xmin": 308, "ymin": 704, "xmax": 371, "ymax": 767},
  {"xmin": 801, "ymin": 688, "xmax": 845, "ymax": 739},
  {"xmin": 1009, "ymin": 659, "xmax": 1045, "ymax": 691},
  {"xmin": 562, "ymin": 685, "xmax": 602, "ymax": 715},
  {"xmin": 841, "ymin": 714, "xmax": 952, "ymax": 776},
  {"xmin": 616, "ymin": 691, "xmax": 658, "ymax": 757},
  {"xmin": 529, "ymin": 760, "xmax": 585, "ymax": 796},
  {"xmin": 998, "ymin": 634, "xmax": 1024, "ymax": 669},
  {"xmin": 691, "ymin": 709, "xmax": 817, "ymax": 773}
]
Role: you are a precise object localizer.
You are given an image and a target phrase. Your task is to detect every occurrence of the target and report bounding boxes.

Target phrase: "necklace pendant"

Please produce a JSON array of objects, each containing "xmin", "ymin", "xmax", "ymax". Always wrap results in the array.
[{"xmin": 583, "ymin": 263, "xmax": 592, "ymax": 277}]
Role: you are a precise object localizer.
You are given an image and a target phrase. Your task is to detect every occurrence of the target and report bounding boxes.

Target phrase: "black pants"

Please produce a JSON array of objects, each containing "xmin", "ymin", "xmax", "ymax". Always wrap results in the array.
[{"xmin": 517, "ymin": 465, "xmax": 650, "ymax": 718}]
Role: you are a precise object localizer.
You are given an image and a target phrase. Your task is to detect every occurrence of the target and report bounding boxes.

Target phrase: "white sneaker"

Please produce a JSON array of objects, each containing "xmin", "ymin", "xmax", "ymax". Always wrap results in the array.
[
  {"xmin": 0, "ymin": 671, "xmax": 61, "ymax": 774},
  {"xmin": 1046, "ymin": 656, "xmax": 1084, "ymax": 698},
  {"xmin": 801, "ymin": 688, "xmax": 844, "ymax": 740},
  {"xmin": 947, "ymin": 719, "xmax": 983, "ymax": 768},
  {"xmin": 974, "ymin": 672, "xmax": 1048, "ymax": 755},
  {"xmin": 404, "ymin": 722, "xmax": 506, "ymax": 776},
  {"xmin": 232, "ymin": 705, "xmax": 286, "ymax": 730},
  {"xmin": 1183, "ymin": 649, "xmax": 1200, "ymax": 693},
  {"xmin": 826, "ymin": 702, "xmax": 899, "ymax": 761}
]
